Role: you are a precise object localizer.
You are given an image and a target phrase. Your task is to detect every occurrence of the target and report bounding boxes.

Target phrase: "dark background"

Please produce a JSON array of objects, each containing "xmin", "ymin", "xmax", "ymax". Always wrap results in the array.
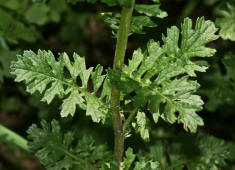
[{"xmin": 0, "ymin": 0, "xmax": 234, "ymax": 169}]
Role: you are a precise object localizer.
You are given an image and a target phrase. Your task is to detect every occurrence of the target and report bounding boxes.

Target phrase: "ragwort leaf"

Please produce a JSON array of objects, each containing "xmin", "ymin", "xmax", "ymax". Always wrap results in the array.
[
  {"xmin": 109, "ymin": 17, "xmax": 218, "ymax": 133},
  {"xmin": 11, "ymin": 50, "xmax": 111, "ymax": 122},
  {"xmin": 27, "ymin": 120, "xmax": 114, "ymax": 170}
]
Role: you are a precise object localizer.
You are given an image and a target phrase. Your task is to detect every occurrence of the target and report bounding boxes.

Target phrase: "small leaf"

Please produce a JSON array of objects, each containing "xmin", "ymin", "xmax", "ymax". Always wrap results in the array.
[
  {"xmin": 216, "ymin": 2, "xmax": 235, "ymax": 41},
  {"xmin": 135, "ymin": 4, "xmax": 167, "ymax": 18},
  {"xmin": 136, "ymin": 111, "xmax": 149, "ymax": 141},
  {"xmin": 91, "ymin": 65, "xmax": 105, "ymax": 93},
  {"xmin": 123, "ymin": 148, "xmax": 136, "ymax": 170},
  {"xmin": 24, "ymin": 3, "xmax": 49, "ymax": 25},
  {"xmin": 61, "ymin": 88, "xmax": 85, "ymax": 117},
  {"xmin": 130, "ymin": 16, "xmax": 157, "ymax": 34}
]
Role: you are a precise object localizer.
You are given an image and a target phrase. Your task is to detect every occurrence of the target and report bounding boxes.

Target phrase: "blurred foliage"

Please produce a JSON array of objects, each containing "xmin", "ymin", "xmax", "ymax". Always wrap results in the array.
[
  {"xmin": 215, "ymin": 1, "xmax": 235, "ymax": 41},
  {"xmin": 0, "ymin": 0, "xmax": 235, "ymax": 169}
]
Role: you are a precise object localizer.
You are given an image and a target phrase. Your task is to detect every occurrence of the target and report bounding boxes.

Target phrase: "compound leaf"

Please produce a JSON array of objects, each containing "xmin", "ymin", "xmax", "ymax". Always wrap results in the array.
[
  {"xmin": 27, "ymin": 120, "xmax": 113, "ymax": 170},
  {"xmin": 109, "ymin": 17, "xmax": 218, "ymax": 133},
  {"xmin": 150, "ymin": 135, "xmax": 230, "ymax": 169},
  {"xmin": 11, "ymin": 50, "xmax": 111, "ymax": 122}
]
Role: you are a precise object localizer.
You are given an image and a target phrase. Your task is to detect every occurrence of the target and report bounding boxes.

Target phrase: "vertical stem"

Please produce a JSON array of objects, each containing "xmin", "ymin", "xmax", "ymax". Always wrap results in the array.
[{"xmin": 111, "ymin": 1, "xmax": 135, "ymax": 166}]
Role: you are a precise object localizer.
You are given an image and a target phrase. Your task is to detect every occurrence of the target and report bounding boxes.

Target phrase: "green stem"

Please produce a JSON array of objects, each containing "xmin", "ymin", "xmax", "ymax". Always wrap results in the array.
[
  {"xmin": 123, "ymin": 108, "xmax": 138, "ymax": 132},
  {"xmin": 0, "ymin": 124, "xmax": 29, "ymax": 152},
  {"xmin": 111, "ymin": 0, "xmax": 135, "ymax": 166}
]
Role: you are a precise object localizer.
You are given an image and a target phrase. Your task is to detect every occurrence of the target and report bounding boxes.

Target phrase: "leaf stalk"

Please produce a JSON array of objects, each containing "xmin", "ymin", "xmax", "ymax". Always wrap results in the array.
[{"xmin": 123, "ymin": 108, "xmax": 138, "ymax": 132}]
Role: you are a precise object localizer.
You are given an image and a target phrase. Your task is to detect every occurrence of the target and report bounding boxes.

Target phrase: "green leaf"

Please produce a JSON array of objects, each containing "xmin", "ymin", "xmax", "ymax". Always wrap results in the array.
[
  {"xmin": 32, "ymin": 0, "xmax": 47, "ymax": 3},
  {"xmin": 122, "ymin": 148, "xmax": 136, "ymax": 170},
  {"xmin": 66, "ymin": 0, "xmax": 132, "ymax": 7},
  {"xmin": 101, "ymin": 0, "xmax": 117, "ymax": 6},
  {"xmin": 201, "ymin": 52, "xmax": 235, "ymax": 111},
  {"xmin": 100, "ymin": 13, "xmax": 157, "ymax": 36},
  {"xmin": 0, "ymin": 9, "xmax": 14, "ymax": 30},
  {"xmin": 130, "ymin": 16, "xmax": 157, "ymax": 34},
  {"xmin": 135, "ymin": 4, "xmax": 167, "ymax": 18},
  {"xmin": 100, "ymin": 1, "xmax": 167, "ymax": 36},
  {"xmin": 152, "ymin": 134, "xmax": 231, "ymax": 169},
  {"xmin": 216, "ymin": 2, "xmax": 235, "ymax": 41},
  {"xmin": 163, "ymin": 17, "xmax": 218, "ymax": 59},
  {"xmin": 66, "ymin": 0, "xmax": 80, "ymax": 4},
  {"xmin": 61, "ymin": 89, "xmax": 85, "ymax": 117},
  {"xmin": 134, "ymin": 159, "xmax": 159, "ymax": 170},
  {"xmin": 48, "ymin": 0, "xmax": 67, "ymax": 23},
  {"xmin": 117, "ymin": 0, "xmax": 132, "ymax": 7},
  {"xmin": 27, "ymin": 120, "xmax": 113, "ymax": 170},
  {"xmin": 198, "ymin": 136, "xmax": 230, "ymax": 168},
  {"xmin": 222, "ymin": 52, "xmax": 235, "ymax": 81},
  {"xmin": 91, "ymin": 65, "xmax": 106, "ymax": 93},
  {"xmin": 0, "ymin": 48, "xmax": 16, "ymax": 83},
  {"xmin": 147, "ymin": 134, "xmax": 230, "ymax": 169},
  {"xmin": 24, "ymin": 3, "xmax": 49, "ymax": 25},
  {"xmin": 0, "ymin": 8, "xmax": 37, "ymax": 44},
  {"xmin": 109, "ymin": 17, "xmax": 218, "ymax": 133},
  {"xmin": 135, "ymin": 111, "xmax": 149, "ymax": 141},
  {"xmin": 11, "ymin": 50, "xmax": 111, "ymax": 122},
  {"xmin": 122, "ymin": 147, "xmax": 160, "ymax": 170},
  {"xmin": 25, "ymin": 0, "xmax": 67, "ymax": 25},
  {"xmin": 0, "ymin": 0, "xmax": 21, "ymax": 10},
  {"xmin": 186, "ymin": 136, "xmax": 230, "ymax": 170}
]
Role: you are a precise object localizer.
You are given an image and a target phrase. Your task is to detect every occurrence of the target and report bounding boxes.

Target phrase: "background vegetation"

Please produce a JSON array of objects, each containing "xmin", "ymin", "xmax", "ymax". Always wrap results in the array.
[{"xmin": 0, "ymin": 0, "xmax": 235, "ymax": 169}]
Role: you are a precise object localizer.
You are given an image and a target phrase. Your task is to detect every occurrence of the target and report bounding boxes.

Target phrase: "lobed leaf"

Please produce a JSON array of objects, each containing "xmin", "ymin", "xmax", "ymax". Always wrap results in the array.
[
  {"xmin": 135, "ymin": 4, "xmax": 167, "ymax": 18},
  {"xmin": 149, "ymin": 135, "xmax": 230, "ymax": 169},
  {"xmin": 109, "ymin": 17, "xmax": 218, "ymax": 133},
  {"xmin": 11, "ymin": 50, "xmax": 111, "ymax": 122},
  {"xmin": 216, "ymin": 2, "xmax": 235, "ymax": 41},
  {"xmin": 27, "ymin": 120, "xmax": 114, "ymax": 170},
  {"xmin": 121, "ymin": 147, "xmax": 159, "ymax": 170},
  {"xmin": 201, "ymin": 52, "xmax": 235, "ymax": 111},
  {"xmin": 132, "ymin": 111, "xmax": 149, "ymax": 141},
  {"xmin": 163, "ymin": 17, "xmax": 218, "ymax": 59}
]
